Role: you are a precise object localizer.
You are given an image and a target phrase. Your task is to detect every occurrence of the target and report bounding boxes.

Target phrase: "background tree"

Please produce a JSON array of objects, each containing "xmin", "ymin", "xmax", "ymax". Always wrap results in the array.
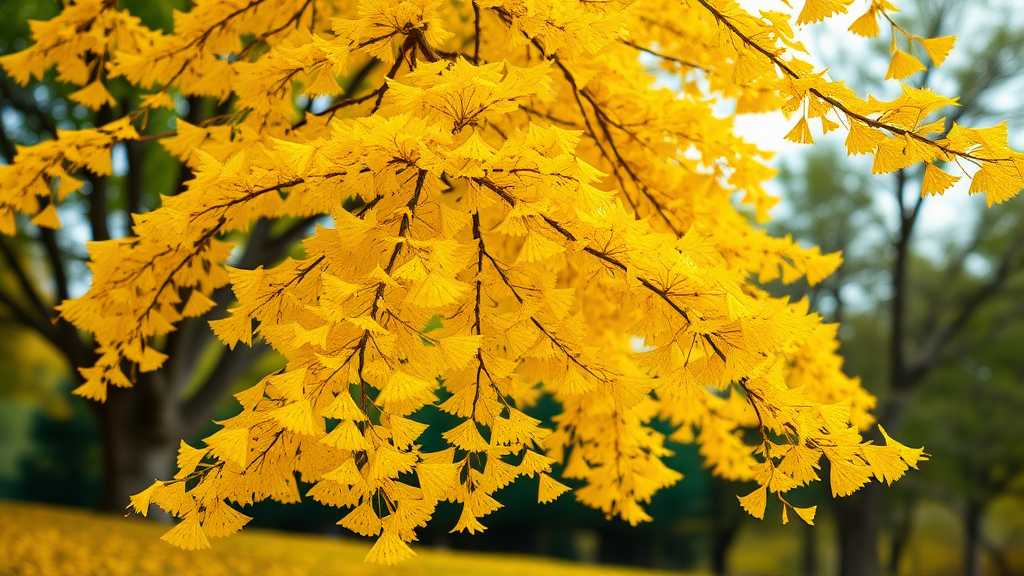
[
  {"xmin": 903, "ymin": 324, "xmax": 1024, "ymax": 576},
  {"xmin": 0, "ymin": 0, "xmax": 304, "ymax": 510},
  {"xmin": 771, "ymin": 2, "xmax": 1024, "ymax": 573}
]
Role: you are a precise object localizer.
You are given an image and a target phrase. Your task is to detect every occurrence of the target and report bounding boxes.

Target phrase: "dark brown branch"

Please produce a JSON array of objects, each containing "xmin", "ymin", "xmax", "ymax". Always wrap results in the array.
[
  {"xmin": 907, "ymin": 236, "xmax": 1024, "ymax": 382},
  {"xmin": 124, "ymin": 98, "xmax": 145, "ymax": 218},
  {"xmin": 693, "ymin": 0, "xmax": 1013, "ymax": 166},
  {"xmin": 472, "ymin": 2, "xmax": 482, "ymax": 64},
  {"xmin": 492, "ymin": 12, "xmax": 680, "ymax": 233},
  {"xmin": 474, "ymin": 176, "xmax": 727, "ymax": 363},
  {"xmin": 87, "ymin": 105, "xmax": 113, "ymax": 242},
  {"xmin": 0, "ymin": 109, "xmax": 17, "ymax": 162},
  {"xmin": 236, "ymin": 0, "xmax": 315, "ymax": 59},
  {"xmin": 620, "ymin": 39, "xmax": 705, "ymax": 70},
  {"xmin": 270, "ymin": 215, "xmax": 321, "ymax": 248},
  {"xmin": 181, "ymin": 340, "xmax": 269, "ymax": 435},
  {"xmin": 344, "ymin": 57, "xmax": 381, "ymax": 95},
  {"xmin": 38, "ymin": 228, "xmax": 70, "ymax": 303},
  {"xmin": 0, "ymin": 285, "xmax": 56, "ymax": 339},
  {"xmin": 0, "ymin": 79, "xmax": 58, "ymax": 138},
  {"xmin": 0, "ymin": 237, "xmax": 53, "ymax": 320}
]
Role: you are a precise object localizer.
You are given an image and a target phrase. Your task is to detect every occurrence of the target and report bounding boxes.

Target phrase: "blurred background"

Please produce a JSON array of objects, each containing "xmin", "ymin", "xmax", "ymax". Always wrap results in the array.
[{"xmin": 2, "ymin": 0, "xmax": 1024, "ymax": 575}]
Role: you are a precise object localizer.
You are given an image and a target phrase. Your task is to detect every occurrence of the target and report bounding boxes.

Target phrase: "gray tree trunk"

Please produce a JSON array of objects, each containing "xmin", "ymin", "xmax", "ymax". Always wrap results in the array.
[{"xmin": 95, "ymin": 372, "xmax": 181, "ymax": 512}]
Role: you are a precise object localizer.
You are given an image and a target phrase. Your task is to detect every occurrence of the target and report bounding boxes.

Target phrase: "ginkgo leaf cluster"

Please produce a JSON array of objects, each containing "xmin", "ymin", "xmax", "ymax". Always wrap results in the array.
[{"xmin": 4, "ymin": 0, "xmax": 1011, "ymax": 565}]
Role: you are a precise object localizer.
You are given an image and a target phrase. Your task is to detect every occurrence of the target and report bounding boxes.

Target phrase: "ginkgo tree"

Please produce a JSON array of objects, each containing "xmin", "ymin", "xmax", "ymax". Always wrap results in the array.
[{"xmin": 1, "ymin": 0, "xmax": 1020, "ymax": 565}]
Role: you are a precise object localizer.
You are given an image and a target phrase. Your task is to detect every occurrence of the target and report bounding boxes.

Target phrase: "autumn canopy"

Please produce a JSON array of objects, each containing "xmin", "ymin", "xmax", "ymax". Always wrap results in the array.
[{"xmin": 1, "ymin": 0, "xmax": 1019, "ymax": 565}]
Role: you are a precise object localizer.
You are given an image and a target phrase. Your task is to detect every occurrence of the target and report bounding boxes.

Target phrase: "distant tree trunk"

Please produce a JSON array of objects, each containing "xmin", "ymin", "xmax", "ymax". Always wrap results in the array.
[
  {"xmin": 887, "ymin": 493, "xmax": 917, "ymax": 575},
  {"xmin": 834, "ymin": 484, "xmax": 882, "ymax": 576},
  {"xmin": 964, "ymin": 501, "xmax": 984, "ymax": 576},
  {"xmin": 94, "ymin": 373, "xmax": 181, "ymax": 512},
  {"xmin": 710, "ymin": 480, "xmax": 743, "ymax": 576},
  {"xmin": 834, "ymin": 168, "xmax": 919, "ymax": 576},
  {"xmin": 802, "ymin": 522, "xmax": 818, "ymax": 576},
  {"xmin": 710, "ymin": 521, "xmax": 740, "ymax": 576}
]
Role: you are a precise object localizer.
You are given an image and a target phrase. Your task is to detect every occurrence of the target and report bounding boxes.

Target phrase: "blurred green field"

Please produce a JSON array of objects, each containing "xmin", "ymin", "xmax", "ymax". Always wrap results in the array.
[{"xmin": 0, "ymin": 501, "xmax": 691, "ymax": 576}]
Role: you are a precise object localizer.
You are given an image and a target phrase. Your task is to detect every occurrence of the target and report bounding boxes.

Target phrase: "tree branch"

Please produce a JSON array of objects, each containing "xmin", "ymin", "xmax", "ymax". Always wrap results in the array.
[
  {"xmin": 0, "ymin": 108, "xmax": 18, "ymax": 162},
  {"xmin": 472, "ymin": 1, "xmax": 481, "ymax": 64},
  {"xmin": 907, "ymin": 236, "xmax": 1024, "ymax": 381},
  {"xmin": 124, "ymin": 98, "xmax": 144, "ymax": 218},
  {"xmin": 38, "ymin": 228, "xmax": 70, "ymax": 303},
  {"xmin": 0, "ymin": 79, "xmax": 57, "ymax": 138},
  {"xmin": 0, "ymin": 285, "xmax": 57, "ymax": 340},
  {"xmin": 181, "ymin": 340, "xmax": 269, "ymax": 435},
  {"xmin": 268, "ymin": 215, "xmax": 320, "ymax": 249},
  {"xmin": 86, "ymin": 105, "xmax": 113, "ymax": 242},
  {"xmin": 890, "ymin": 168, "xmax": 912, "ymax": 396},
  {"xmin": 0, "ymin": 237, "xmax": 53, "ymax": 320}
]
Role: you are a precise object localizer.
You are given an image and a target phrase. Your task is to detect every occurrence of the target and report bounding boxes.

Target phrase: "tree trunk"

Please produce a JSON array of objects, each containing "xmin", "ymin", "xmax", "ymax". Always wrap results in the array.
[
  {"xmin": 833, "ymin": 484, "xmax": 882, "ymax": 576},
  {"xmin": 964, "ymin": 501, "xmax": 984, "ymax": 576},
  {"xmin": 710, "ymin": 480, "xmax": 743, "ymax": 576},
  {"xmin": 94, "ymin": 372, "xmax": 181, "ymax": 512},
  {"xmin": 832, "ymin": 169, "xmax": 915, "ymax": 576},
  {"xmin": 802, "ymin": 522, "xmax": 818, "ymax": 576},
  {"xmin": 710, "ymin": 523, "xmax": 739, "ymax": 576},
  {"xmin": 887, "ymin": 493, "xmax": 916, "ymax": 575},
  {"xmin": 708, "ymin": 502, "xmax": 741, "ymax": 569}
]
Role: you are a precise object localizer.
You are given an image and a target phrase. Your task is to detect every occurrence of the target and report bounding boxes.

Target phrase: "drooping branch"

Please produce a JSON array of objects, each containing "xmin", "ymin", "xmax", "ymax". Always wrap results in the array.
[
  {"xmin": 488, "ymin": 11, "xmax": 685, "ymax": 235},
  {"xmin": 693, "ymin": 0, "xmax": 1014, "ymax": 166},
  {"xmin": 472, "ymin": 176, "xmax": 734, "ymax": 367}
]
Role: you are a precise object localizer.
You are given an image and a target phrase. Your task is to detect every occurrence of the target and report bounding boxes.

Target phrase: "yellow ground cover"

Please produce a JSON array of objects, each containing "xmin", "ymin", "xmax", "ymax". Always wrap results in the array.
[{"xmin": 0, "ymin": 501, "xmax": 678, "ymax": 576}]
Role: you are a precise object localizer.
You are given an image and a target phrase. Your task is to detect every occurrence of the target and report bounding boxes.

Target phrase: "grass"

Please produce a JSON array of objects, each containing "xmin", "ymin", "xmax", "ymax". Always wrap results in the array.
[{"xmin": 0, "ymin": 500, "xmax": 681, "ymax": 576}]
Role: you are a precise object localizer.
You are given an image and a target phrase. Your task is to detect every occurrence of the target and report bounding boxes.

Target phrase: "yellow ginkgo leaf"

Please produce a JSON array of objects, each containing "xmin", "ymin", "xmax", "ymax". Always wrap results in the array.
[
  {"xmin": 784, "ymin": 117, "xmax": 814, "ymax": 145},
  {"xmin": 796, "ymin": 0, "xmax": 852, "ymax": 26},
  {"xmin": 69, "ymin": 80, "xmax": 116, "ymax": 110},
  {"xmin": 848, "ymin": 10, "xmax": 880, "ymax": 37},
  {"xmin": 538, "ymin": 473, "xmax": 571, "ymax": 504},
  {"xmin": 918, "ymin": 35, "xmax": 956, "ymax": 66},
  {"xmin": 202, "ymin": 500, "xmax": 252, "ymax": 538},
  {"xmin": 340, "ymin": 502, "xmax": 383, "ymax": 537},
  {"xmin": 203, "ymin": 427, "xmax": 249, "ymax": 468},
  {"xmin": 880, "ymin": 425, "xmax": 929, "ymax": 468},
  {"xmin": 885, "ymin": 50, "xmax": 926, "ymax": 80},
  {"xmin": 30, "ymin": 204, "xmax": 61, "ymax": 229},
  {"xmin": 845, "ymin": 120, "xmax": 889, "ymax": 156},
  {"xmin": 737, "ymin": 485, "xmax": 768, "ymax": 519},
  {"xmin": 921, "ymin": 163, "xmax": 960, "ymax": 196},
  {"xmin": 793, "ymin": 505, "xmax": 817, "ymax": 525},
  {"xmin": 160, "ymin": 515, "xmax": 211, "ymax": 551}
]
